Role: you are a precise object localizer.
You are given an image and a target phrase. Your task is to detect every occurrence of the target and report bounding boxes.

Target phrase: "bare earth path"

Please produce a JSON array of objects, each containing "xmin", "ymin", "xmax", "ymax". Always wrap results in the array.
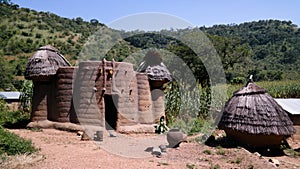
[{"xmin": 9, "ymin": 129, "xmax": 300, "ymax": 169}]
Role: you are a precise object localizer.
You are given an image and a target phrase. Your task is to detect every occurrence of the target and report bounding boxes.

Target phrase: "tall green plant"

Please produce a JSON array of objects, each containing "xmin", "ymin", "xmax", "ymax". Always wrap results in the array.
[
  {"xmin": 19, "ymin": 80, "xmax": 32, "ymax": 113},
  {"xmin": 164, "ymin": 82, "xmax": 217, "ymax": 135}
]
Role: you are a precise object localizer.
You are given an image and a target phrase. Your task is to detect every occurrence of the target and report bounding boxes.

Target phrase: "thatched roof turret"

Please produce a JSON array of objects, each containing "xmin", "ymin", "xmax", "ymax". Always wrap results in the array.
[
  {"xmin": 137, "ymin": 50, "xmax": 172, "ymax": 82},
  {"xmin": 25, "ymin": 45, "xmax": 71, "ymax": 81},
  {"xmin": 218, "ymin": 80, "xmax": 296, "ymax": 136}
]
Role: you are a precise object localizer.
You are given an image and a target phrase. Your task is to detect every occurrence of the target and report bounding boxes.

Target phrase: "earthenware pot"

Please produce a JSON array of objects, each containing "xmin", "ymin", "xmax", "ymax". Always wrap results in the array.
[{"xmin": 167, "ymin": 128, "xmax": 184, "ymax": 148}]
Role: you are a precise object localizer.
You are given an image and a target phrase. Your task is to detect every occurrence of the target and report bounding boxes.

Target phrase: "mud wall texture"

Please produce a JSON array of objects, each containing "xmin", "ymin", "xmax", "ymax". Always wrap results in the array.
[
  {"xmin": 56, "ymin": 67, "xmax": 76, "ymax": 123},
  {"xmin": 31, "ymin": 82, "xmax": 49, "ymax": 121},
  {"xmin": 73, "ymin": 61, "xmax": 104, "ymax": 128},
  {"xmin": 30, "ymin": 60, "xmax": 166, "ymax": 132}
]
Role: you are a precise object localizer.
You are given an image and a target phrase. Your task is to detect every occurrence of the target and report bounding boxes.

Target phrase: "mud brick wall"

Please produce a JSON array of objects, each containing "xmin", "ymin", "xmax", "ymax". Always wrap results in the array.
[
  {"xmin": 29, "ymin": 60, "xmax": 167, "ymax": 133},
  {"xmin": 31, "ymin": 78, "xmax": 58, "ymax": 122},
  {"xmin": 73, "ymin": 61, "xmax": 103, "ymax": 128},
  {"xmin": 113, "ymin": 62, "xmax": 139, "ymax": 126},
  {"xmin": 46, "ymin": 79, "xmax": 58, "ymax": 121},
  {"xmin": 151, "ymin": 89, "xmax": 165, "ymax": 122},
  {"xmin": 31, "ymin": 81, "xmax": 49, "ymax": 121},
  {"xmin": 55, "ymin": 67, "xmax": 76, "ymax": 123},
  {"xmin": 136, "ymin": 73, "xmax": 154, "ymax": 124}
]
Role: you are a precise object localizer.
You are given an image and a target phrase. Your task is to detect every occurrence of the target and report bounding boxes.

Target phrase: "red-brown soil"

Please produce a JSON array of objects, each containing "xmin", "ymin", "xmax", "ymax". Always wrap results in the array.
[{"xmin": 5, "ymin": 129, "xmax": 300, "ymax": 169}]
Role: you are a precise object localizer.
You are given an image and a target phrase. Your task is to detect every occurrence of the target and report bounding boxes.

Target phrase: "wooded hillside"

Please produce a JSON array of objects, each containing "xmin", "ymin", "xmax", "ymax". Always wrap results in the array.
[{"xmin": 0, "ymin": 3, "xmax": 299, "ymax": 90}]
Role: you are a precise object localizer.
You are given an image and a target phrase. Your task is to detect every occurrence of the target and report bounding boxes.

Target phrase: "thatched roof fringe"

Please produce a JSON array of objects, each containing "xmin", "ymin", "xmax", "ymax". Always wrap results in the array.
[
  {"xmin": 218, "ymin": 81, "xmax": 296, "ymax": 136},
  {"xmin": 25, "ymin": 45, "xmax": 71, "ymax": 80}
]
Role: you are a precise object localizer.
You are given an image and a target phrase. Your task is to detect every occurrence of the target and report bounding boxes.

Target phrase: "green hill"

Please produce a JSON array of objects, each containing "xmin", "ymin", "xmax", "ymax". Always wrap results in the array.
[
  {"xmin": 0, "ymin": 3, "xmax": 106, "ymax": 90},
  {"xmin": 200, "ymin": 20, "xmax": 300, "ymax": 81},
  {"xmin": 0, "ymin": 3, "xmax": 299, "ymax": 90}
]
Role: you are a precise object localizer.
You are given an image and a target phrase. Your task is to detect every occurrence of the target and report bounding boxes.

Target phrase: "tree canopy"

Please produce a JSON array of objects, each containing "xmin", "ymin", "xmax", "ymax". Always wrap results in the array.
[{"xmin": 0, "ymin": 3, "xmax": 299, "ymax": 90}]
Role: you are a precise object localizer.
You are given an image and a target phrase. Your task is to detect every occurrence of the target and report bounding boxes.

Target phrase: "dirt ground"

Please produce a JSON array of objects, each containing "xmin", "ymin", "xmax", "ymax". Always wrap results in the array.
[{"xmin": 5, "ymin": 129, "xmax": 300, "ymax": 169}]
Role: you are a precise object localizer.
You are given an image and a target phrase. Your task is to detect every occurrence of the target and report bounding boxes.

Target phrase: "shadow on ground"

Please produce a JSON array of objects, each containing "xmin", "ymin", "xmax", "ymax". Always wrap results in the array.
[{"xmin": 205, "ymin": 135, "xmax": 300, "ymax": 157}]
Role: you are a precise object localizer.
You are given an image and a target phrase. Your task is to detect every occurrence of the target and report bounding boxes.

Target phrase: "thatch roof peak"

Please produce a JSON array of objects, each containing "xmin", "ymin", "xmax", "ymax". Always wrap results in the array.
[
  {"xmin": 37, "ymin": 45, "xmax": 59, "ymax": 52},
  {"xmin": 137, "ymin": 50, "xmax": 172, "ymax": 82},
  {"xmin": 25, "ymin": 45, "xmax": 71, "ymax": 81},
  {"xmin": 234, "ymin": 81, "xmax": 267, "ymax": 96}
]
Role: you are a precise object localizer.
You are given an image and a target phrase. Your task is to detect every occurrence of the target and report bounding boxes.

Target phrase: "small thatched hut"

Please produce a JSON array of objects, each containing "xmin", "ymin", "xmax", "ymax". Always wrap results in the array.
[
  {"xmin": 218, "ymin": 79, "xmax": 296, "ymax": 147},
  {"xmin": 25, "ymin": 45, "xmax": 71, "ymax": 121}
]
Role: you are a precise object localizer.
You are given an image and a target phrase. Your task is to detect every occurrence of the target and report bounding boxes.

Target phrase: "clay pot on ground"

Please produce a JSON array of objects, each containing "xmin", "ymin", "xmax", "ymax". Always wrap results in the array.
[{"xmin": 167, "ymin": 128, "xmax": 185, "ymax": 148}]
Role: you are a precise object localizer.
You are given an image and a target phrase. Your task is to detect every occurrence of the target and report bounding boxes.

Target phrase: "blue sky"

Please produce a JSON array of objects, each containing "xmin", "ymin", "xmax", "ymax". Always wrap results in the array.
[{"xmin": 13, "ymin": 0, "xmax": 300, "ymax": 30}]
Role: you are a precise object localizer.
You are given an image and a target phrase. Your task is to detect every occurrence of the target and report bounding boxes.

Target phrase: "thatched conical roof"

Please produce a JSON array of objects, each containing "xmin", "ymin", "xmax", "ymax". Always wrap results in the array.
[
  {"xmin": 218, "ymin": 80, "xmax": 296, "ymax": 136},
  {"xmin": 25, "ymin": 45, "xmax": 71, "ymax": 80},
  {"xmin": 137, "ymin": 50, "xmax": 172, "ymax": 82}
]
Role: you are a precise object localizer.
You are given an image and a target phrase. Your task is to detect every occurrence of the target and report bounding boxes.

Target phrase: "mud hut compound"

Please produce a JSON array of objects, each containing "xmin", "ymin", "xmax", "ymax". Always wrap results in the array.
[
  {"xmin": 218, "ymin": 80, "xmax": 296, "ymax": 147},
  {"xmin": 25, "ymin": 47, "xmax": 172, "ymax": 135}
]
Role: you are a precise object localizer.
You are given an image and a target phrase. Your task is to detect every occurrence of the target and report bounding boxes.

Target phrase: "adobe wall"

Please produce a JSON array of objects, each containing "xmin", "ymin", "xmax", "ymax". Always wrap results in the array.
[
  {"xmin": 136, "ymin": 73, "xmax": 153, "ymax": 124},
  {"xmin": 55, "ymin": 67, "xmax": 76, "ymax": 123},
  {"xmin": 151, "ymin": 88, "xmax": 165, "ymax": 122},
  {"xmin": 31, "ymin": 82, "xmax": 48, "ymax": 121},
  {"xmin": 31, "ymin": 79, "xmax": 58, "ymax": 122},
  {"xmin": 115, "ymin": 62, "xmax": 139, "ymax": 126},
  {"xmin": 29, "ymin": 60, "xmax": 166, "ymax": 133},
  {"xmin": 73, "ymin": 61, "xmax": 104, "ymax": 129}
]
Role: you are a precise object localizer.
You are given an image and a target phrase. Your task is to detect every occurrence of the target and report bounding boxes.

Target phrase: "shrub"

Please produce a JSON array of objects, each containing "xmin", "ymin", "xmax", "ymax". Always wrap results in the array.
[
  {"xmin": 0, "ymin": 99, "xmax": 25, "ymax": 124},
  {"xmin": 0, "ymin": 127, "xmax": 37, "ymax": 155},
  {"xmin": 0, "ymin": 110, "xmax": 30, "ymax": 128}
]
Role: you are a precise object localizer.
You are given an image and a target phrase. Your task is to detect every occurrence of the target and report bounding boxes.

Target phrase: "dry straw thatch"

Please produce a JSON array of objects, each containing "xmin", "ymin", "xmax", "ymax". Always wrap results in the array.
[
  {"xmin": 25, "ymin": 45, "xmax": 71, "ymax": 80},
  {"xmin": 218, "ymin": 80, "xmax": 296, "ymax": 136},
  {"xmin": 137, "ymin": 50, "xmax": 172, "ymax": 82}
]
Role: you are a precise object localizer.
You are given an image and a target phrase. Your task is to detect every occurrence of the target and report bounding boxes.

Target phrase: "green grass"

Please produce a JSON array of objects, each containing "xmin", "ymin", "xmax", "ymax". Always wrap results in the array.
[
  {"xmin": 0, "ymin": 100, "xmax": 36, "ymax": 156},
  {"xmin": 235, "ymin": 157, "xmax": 242, "ymax": 164},
  {"xmin": 186, "ymin": 163, "xmax": 196, "ymax": 169},
  {"xmin": 216, "ymin": 146, "xmax": 226, "ymax": 155},
  {"xmin": 283, "ymin": 148, "xmax": 300, "ymax": 157},
  {"xmin": 203, "ymin": 149, "xmax": 212, "ymax": 155},
  {"xmin": 210, "ymin": 164, "xmax": 220, "ymax": 169},
  {"xmin": 0, "ymin": 127, "xmax": 37, "ymax": 155}
]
